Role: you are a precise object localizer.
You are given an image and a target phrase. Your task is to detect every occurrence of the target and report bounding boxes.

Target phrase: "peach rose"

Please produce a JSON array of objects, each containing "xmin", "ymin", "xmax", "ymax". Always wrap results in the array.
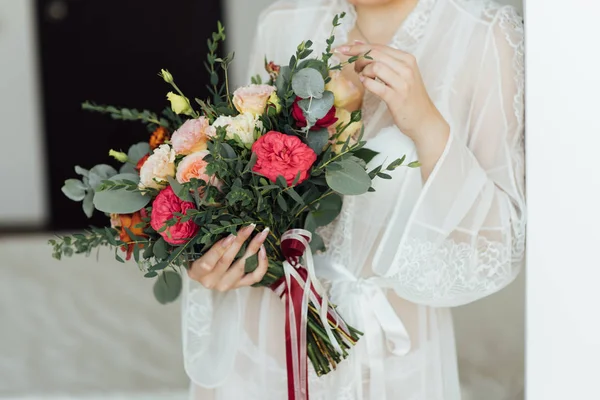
[
  {"xmin": 138, "ymin": 144, "xmax": 176, "ymax": 190},
  {"xmin": 325, "ymin": 71, "xmax": 362, "ymax": 111},
  {"xmin": 328, "ymin": 108, "xmax": 363, "ymax": 153},
  {"xmin": 171, "ymin": 117, "xmax": 216, "ymax": 155},
  {"xmin": 176, "ymin": 150, "xmax": 222, "ymax": 189},
  {"xmin": 232, "ymin": 84, "xmax": 276, "ymax": 115}
]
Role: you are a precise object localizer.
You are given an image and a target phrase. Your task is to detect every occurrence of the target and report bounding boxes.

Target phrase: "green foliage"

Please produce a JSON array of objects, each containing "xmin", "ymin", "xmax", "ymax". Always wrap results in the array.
[
  {"xmin": 82, "ymin": 101, "xmax": 170, "ymax": 130},
  {"xmin": 93, "ymin": 173, "xmax": 152, "ymax": 214},
  {"xmin": 153, "ymin": 271, "xmax": 183, "ymax": 304}
]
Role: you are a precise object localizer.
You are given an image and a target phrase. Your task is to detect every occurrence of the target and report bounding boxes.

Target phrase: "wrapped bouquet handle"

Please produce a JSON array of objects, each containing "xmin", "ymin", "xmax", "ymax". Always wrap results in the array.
[{"xmin": 270, "ymin": 229, "xmax": 353, "ymax": 400}]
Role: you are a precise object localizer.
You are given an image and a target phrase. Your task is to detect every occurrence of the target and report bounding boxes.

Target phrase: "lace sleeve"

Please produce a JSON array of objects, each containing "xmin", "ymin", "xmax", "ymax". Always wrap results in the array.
[{"xmin": 374, "ymin": 6, "xmax": 526, "ymax": 307}]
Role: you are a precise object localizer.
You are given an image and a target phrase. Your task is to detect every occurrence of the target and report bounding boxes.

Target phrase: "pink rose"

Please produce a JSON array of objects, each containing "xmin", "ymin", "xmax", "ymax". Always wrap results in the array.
[
  {"xmin": 150, "ymin": 186, "xmax": 199, "ymax": 245},
  {"xmin": 232, "ymin": 84, "xmax": 276, "ymax": 115},
  {"xmin": 251, "ymin": 131, "xmax": 317, "ymax": 186},
  {"xmin": 171, "ymin": 117, "xmax": 216, "ymax": 156},
  {"xmin": 176, "ymin": 150, "xmax": 222, "ymax": 189}
]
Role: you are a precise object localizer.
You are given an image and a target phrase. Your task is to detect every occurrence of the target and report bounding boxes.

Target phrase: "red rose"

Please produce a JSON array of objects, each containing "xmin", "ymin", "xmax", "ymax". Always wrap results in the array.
[
  {"xmin": 291, "ymin": 97, "xmax": 338, "ymax": 130},
  {"xmin": 251, "ymin": 131, "xmax": 317, "ymax": 186},
  {"xmin": 150, "ymin": 186, "xmax": 199, "ymax": 245},
  {"xmin": 135, "ymin": 154, "xmax": 150, "ymax": 171}
]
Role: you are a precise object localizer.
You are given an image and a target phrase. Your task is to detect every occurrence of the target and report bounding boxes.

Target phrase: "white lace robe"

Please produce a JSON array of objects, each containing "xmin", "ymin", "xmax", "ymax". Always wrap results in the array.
[{"xmin": 182, "ymin": 1, "xmax": 525, "ymax": 399}]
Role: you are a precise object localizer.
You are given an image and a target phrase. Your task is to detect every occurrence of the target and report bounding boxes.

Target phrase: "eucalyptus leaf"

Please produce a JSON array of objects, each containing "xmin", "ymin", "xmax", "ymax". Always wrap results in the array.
[
  {"xmin": 298, "ymin": 91, "xmax": 334, "ymax": 126},
  {"xmin": 88, "ymin": 164, "xmax": 118, "ymax": 190},
  {"xmin": 62, "ymin": 179, "xmax": 87, "ymax": 201},
  {"xmin": 153, "ymin": 238, "xmax": 169, "ymax": 260},
  {"xmin": 153, "ymin": 271, "xmax": 182, "ymax": 304},
  {"xmin": 127, "ymin": 142, "xmax": 150, "ymax": 164},
  {"xmin": 353, "ymin": 148, "xmax": 379, "ymax": 165},
  {"xmin": 309, "ymin": 232, "xmax": 325, "ymax": 253},
  {"xmin": 306, "ymin": 130, "xmax": 330, "ymax": 156},
  {"xmin": 82, "ymin": 191, "xmax": 95, "ymax": 218},
  {"xmin": 93, "ymin": 173, "xmax": 151, "ymax": 213},
  {"xmin": 311, "ymin": 193, "xmax": 342, "ymax": 226},
  {"xmin": 326, "ymin": 159, "xmax": 371, "ymax": 195},
  {"xmin": 292, "ymin": 68, "xmax": 325, "ymax": 99},
  {"xmin": 74, "ymin": 166, "xmax": 89, "ymax": 178},
  {"xmin": 120, "ymin": 163, "xmax": 136, "ymax": 174}
]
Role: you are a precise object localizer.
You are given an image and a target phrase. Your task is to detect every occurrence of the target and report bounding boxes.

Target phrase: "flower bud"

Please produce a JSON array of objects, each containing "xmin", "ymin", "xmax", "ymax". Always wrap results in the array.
[
  {"xmin": 108, "ymin": 149, "xmax": 128, "ymax": 163},
  {"xmin": 167, "ymin": 92, "xmax": 193, "ymax": 116},
  {"xmin": 159, "ymin": 69, "xmax": 174, "ymax": 84}
]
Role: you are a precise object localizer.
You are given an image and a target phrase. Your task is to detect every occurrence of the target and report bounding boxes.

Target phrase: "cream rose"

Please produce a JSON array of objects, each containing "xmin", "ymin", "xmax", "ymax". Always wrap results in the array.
[
  {"xmin": 325, "ymin": 71, "xmax": 362, "ymax": 111},
  {"xmin": 328, "ymin": 108, "xmax": 363, "ymax": 153},
  {"xmin": 138, "ymin": 144, "xmax": 176, "ymax": 190},
  {"xmin": 213, "ymin": 112, "xmax": 263, "ymax": 148},
  {"xmin": 232, "ymin": 84, "xmax": 277, "ymax": 115}
]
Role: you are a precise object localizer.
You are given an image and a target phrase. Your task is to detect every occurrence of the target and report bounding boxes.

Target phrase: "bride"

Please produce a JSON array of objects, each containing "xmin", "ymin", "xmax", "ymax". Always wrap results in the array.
[{"xmin": 182, "ymin": 0, "xmax": 525, "ymax": 398}]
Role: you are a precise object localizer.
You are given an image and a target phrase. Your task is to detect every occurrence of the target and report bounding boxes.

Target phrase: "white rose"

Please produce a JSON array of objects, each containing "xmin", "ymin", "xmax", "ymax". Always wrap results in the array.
[
  {"xmin": 213, "ymin": 112, "xmax": 263, "ymax": 147},
  {"xmin": 138, "ymin": 144, "xmax": 176, "ymax": 190}
]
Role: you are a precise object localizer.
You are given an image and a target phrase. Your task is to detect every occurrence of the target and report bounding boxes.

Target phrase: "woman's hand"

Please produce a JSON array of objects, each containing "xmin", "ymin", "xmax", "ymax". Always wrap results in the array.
[
  {"xmin": 337, "ymin": 42, "xmax": 449, "ymax": 144},
  {"xmin": 188, "ymin": 224, "xmax": 270, "ymax": 292}
]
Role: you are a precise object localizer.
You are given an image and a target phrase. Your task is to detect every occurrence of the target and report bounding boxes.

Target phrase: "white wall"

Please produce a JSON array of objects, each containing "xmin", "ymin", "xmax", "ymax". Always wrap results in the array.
[
  {"xmin": 526, "ymin": 0, "xmax": 600, "ymax": 398},
  {"xmin": 0, "ymin": 0, "xmax": 47, "ymax": 226}
]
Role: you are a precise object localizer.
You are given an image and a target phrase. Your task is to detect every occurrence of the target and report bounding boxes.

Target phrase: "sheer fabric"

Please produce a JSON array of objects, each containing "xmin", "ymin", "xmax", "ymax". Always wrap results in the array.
[{"xmin": 182, "ymin": 1, "xmax": 525, "ymax": 398}]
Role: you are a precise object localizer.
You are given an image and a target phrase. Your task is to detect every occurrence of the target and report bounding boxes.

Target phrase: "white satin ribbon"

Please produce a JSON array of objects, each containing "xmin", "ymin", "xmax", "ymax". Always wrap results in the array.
[{"xmin": 319, "ymin": 261, "xmax": 412, "ymax": 400}]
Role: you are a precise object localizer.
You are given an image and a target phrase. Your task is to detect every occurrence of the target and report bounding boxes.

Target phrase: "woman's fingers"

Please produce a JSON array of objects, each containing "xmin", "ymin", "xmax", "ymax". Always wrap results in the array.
[
  {"xmin": 188, "ymin": 223, "xmax": 255, "ymax": 288},
  {"xmin": 360, "ymin": 75, "xmax": 393, "ymax": 103},
  {"xmin": 359, "ymin": 62, "xmax": 402, "ymax": 90},
  {"xmin": 217, "ymin": 227, "xmax": 270, "ymax": 291},
  {"xmin": 236, "ymin": 244, "xmax": 269, "ymax": 288}
]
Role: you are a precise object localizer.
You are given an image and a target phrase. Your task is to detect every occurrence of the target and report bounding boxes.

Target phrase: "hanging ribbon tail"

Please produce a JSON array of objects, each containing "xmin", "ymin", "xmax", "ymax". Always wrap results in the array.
[{"xmin": 269, "ymin": 229, "xmax": 355, "ymax": 400}]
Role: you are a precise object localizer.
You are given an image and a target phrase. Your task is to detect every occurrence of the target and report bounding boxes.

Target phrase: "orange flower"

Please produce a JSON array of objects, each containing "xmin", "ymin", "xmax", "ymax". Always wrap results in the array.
[
  {"xmin": 116, "ymin": 211, "xmax": 148, "ymax": 260},
  {"xmin": 150, "ymin": 127, "xmax": 169, "ymax": 150}
]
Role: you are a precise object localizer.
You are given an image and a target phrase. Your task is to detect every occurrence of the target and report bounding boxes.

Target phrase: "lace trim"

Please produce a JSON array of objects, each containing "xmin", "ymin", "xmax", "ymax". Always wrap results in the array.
[
  {"xmin": 498, "ymin": 6, "xmax": 525, "ymax": 139},
  {"xmin": 387, "ymin": 234, "xmax": 523, "ymax": 306}
]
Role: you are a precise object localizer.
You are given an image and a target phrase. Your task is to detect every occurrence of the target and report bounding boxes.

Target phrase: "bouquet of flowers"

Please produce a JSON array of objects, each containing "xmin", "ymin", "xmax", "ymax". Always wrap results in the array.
[{"xmin": 50, "ymin": 13, "xmax": 418, "ymax": 399}]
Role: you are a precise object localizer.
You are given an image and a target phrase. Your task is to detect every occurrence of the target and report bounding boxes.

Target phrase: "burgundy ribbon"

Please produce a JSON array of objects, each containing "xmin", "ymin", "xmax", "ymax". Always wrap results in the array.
[{"xmin": 270, "ymin": 229, "xmax": 352, "ymax": 400}]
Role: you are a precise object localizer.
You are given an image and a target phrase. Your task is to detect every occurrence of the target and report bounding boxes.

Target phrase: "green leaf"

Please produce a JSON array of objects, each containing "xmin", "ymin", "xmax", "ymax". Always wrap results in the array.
[
  {"xmin": 286, "ymin": 187, "xmax": 305, "ymax": 205},
  {"xmin": 120, "ymin": 163, "xmax": 136, "ymax": 174},
  {"xmin": 311, "ymin": 193, "xmax": 342, "ymax": 226},
  {"xmin": 387, "ymin": 155, "xmax": 406, "ymax": 170},
  {"xmin": 93, "ymin": 173, "xmax": 151, "ymax": 214},
  {"xmin": 407, "ymin": 161, "xmax": 421, "ymax": 168},
  {"xmin": 377, "ymin": 172, "xmax": 392, "ymax": 179},
  {"xmin": 167, "ymin": 176, "xmax": 194, "ymax": 202},
  {"xmin": 292, "ymin": 68, "xmax": 325, "ymax": 99},
  {"xmin": 326, "ymin": 159, "xmax": 371, "ymax": 195},
  {"xmin": 88, "ymin": 164, "xmax": 118, "ymax": 189},
  {"xmin": 127, "ymin": 142, "xmax": 150, "ymax": 164},
  {"xmin": 306, "ymin": 129, "xmax": 330, "ymax": 156},
  {"xmin": 276, "ymin": 175, "xmax": 288, "ymax": 189},
  {"xmin": 153, "ymin": 271, "xmax": 182, "ymax": 304},
  {"xmin": 304, "ymin": 213, "xmax": 317, "ymax": 233},
  {"xmin": 150, "ymin": 261, "xmax": 169, "ymax": 271},
  {"xmin": 353, "ymin": 148, "xmax": 379, "ymax": 165},
  {"xmin": 298, "ymin": 91, "xmax": 334, "ymax": 127},
  {"xmin": 62, "ymin": 179, "xmax": 86, "ymax": 201},
  {"xmin": 244, "ymin": 253, "xmax": 259, "ymax": 274},
  {"xmin": 276, "ymin": 194, "xmax": 288, "ymax": 211},
  {"xmin": 144, "ymin": 271, "xmax": 158, "ymax": 278},
  {"xmin": 82, "ymin": 191, "xmax": 95, "ymax": 218},
  {"xmin": 153, "ymin": 237, "xmax": 169, "ymax": 260},
  {"xmin": 309, "ymin": 232, "xmax": 325, "ymax": 253}
]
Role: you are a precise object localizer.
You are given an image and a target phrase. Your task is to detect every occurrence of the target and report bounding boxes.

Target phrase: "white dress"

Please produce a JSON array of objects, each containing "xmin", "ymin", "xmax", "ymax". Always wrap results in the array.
[{"xmin": 182, "ymin": 1, "xmax": 526, "ymax": 399}]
